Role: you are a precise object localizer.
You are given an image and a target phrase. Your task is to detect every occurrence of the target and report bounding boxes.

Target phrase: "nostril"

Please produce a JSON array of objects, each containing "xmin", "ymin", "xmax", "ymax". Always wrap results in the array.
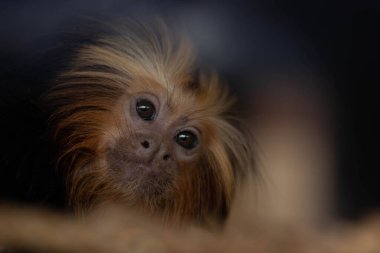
[
  {"xmin": 141, "ymin": 140, "xmax": 150, "ymax": 149},
  {"xmin": 163, "ymin": 154, "xmax": 170, "ymax": 161}
]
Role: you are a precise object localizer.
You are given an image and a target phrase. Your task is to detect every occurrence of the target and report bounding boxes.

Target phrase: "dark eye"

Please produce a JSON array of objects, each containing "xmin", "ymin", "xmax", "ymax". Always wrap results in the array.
[
  {"xmin": 136, "ymin": 99, "xmax": 156, "ymax": 120},
  {"xmin": 175, "ymin": 130, "xmax": 198, "ymax": 149}
]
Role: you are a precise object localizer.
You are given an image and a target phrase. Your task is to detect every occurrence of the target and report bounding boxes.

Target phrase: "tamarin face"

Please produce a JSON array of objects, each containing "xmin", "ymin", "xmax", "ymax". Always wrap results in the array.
[
  {"xmin": 104, "ymin": 80, "xmax": 205, "ymax": 201},
  {"xmin": 48, "ymin": 21, "xmax": 254, "ymax": 224}
]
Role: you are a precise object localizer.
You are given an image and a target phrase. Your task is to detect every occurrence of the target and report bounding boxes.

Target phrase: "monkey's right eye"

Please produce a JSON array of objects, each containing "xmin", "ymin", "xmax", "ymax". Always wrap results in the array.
[
  {"xmin": 136, "ymin": 99, "xmax": 156, "ymax": 121},
  {"xmin": 175, "ymin": 130, "xmax": 198, "ymax": 149}
]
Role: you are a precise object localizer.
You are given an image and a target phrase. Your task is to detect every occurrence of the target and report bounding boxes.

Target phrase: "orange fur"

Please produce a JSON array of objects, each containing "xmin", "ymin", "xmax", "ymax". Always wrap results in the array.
[{"xmin": 47, "ymin": 21, "xmax": 255, "ymax": 224}]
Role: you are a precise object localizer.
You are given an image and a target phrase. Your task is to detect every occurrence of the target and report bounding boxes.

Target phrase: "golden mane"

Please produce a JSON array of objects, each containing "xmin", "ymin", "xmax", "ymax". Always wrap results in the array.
[{"xmin": 47, "ymin": 20, "xmax": 255, "ymax": 224}]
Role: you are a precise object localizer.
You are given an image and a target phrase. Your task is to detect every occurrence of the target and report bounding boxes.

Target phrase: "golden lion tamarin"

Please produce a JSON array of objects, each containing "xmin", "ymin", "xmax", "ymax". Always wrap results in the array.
[{"xmin": 45, "ymin": 20, "xmax": 255, "ymax": 225}]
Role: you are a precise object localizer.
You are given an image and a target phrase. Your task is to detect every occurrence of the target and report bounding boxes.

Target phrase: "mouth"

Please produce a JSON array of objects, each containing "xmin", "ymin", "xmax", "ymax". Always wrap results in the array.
[
  {"xmin": 119, "ymin": 163, "xmax": 151, "ymax": 180},
  {"xmin": 120, "ymin": 163, "xmax": 168, "ymax": 183},
  {"xmin": 134, "ymin": 164, "xmax": 153, "ymax": 172}
]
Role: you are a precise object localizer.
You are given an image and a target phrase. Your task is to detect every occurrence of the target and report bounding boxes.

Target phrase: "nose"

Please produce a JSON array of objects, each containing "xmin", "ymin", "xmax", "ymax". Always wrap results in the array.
[
  {"xmin": 138, "ymin": 138, "xmax": 171, "ymax": 162},
  {"xmin": 141, "ymin": 140, "xmax": 150, "ymax": 149}
]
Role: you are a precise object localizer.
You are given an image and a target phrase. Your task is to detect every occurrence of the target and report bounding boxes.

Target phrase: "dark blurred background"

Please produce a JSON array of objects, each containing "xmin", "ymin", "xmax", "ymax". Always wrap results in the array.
[{"xmin": 0, "ymin": 0, "xmax": 379, "ymax": 221}]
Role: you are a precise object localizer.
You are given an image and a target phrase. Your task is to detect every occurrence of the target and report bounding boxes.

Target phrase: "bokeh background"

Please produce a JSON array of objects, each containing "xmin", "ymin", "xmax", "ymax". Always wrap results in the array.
[{"xmin": 0, "ymin": 0, "xmax": 379, "ymax": 226}]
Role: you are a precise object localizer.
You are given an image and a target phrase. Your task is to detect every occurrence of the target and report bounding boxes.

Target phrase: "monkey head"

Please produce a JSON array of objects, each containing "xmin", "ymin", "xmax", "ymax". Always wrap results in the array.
[{"xmin": 48, "ymin": 21, "xmax": 254, "ymax": 224}]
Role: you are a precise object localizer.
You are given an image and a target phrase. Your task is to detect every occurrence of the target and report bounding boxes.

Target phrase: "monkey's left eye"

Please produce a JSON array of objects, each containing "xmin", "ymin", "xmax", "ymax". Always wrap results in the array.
[
  {"xmin": 136, "ymin": 99, "xmax": 156, "ymax": 121},
  {"xmin": 175, "ymin": 131, "xmax": 198, "ymax": 149}
]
